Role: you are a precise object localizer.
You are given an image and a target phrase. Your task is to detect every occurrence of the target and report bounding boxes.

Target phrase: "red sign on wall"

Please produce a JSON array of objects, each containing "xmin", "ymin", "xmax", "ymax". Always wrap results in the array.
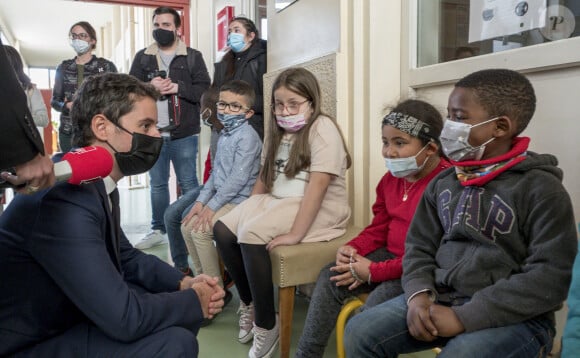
[{"xmin": 217, "ymin": 6, "xmax": 234, "ymax": 52}]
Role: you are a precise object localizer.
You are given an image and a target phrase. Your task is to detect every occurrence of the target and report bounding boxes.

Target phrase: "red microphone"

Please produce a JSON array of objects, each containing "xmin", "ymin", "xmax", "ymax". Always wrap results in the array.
[{"xmin": 55, "ymin": 146, "xmax": 114, "ymax": 184}]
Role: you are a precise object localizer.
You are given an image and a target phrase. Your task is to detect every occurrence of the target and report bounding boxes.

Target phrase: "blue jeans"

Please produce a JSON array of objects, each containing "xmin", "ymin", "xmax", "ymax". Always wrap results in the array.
[
  {"xmin": 344, "ymin": 294, "xmax": 554, "ymax": 358},
  {"xmin": 58, "ymin": 131, "xmax": 73, "ymax": 153},
  {"xmin": 163, "ymin": 186, "xmax": 202, "ymax": 270},
  {"xmin": 149, "ymin": 135, "xmax": 199, "ymax": 232}
]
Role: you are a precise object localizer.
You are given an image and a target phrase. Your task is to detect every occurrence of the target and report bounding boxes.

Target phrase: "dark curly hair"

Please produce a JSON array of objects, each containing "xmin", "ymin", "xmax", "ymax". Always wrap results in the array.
[
  {"xmin": 455, "ymin": 69, "xmax": 536, "ymax": 134},
  {"xmin": 71, "ymin": 73, "xmax": 159, "ymax": 147},
  {"xmin": 153, "ymin": 7, "xmax": 181, "ymax": 28}
]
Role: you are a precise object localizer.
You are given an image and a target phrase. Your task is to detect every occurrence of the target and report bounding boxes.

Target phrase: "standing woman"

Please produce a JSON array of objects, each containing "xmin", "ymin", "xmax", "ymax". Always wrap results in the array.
[
  {"xmin": 213, "ymin": 16, "xmax": 266, "ymax": 139},
  {"xmin": 3, "ymin": 45, "xmax": 49, "ymax": 131},
  {"xmin": 51, "ymin": 21, "xmax": 117, "ymax": 153}
]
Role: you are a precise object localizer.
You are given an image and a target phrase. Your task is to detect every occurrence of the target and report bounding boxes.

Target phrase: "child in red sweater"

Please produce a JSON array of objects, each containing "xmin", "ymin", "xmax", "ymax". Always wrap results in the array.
[{"xmin": 296, "ymin": 99, "xmax": 451, "ymax": 357}]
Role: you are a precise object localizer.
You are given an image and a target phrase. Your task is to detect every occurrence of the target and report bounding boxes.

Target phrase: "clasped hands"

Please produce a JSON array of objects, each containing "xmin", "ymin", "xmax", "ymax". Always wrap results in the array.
[
  {"xmin": 150, "ymin": 76, "xmax": 178, "ymax": 95},
  {"xmin": 329, "ymin": 245, "xmax": 371, "ymax": 290},
  {"xmin": 407, "ymin": 292, "xmax": 465, "ymax": 341},
  {"xmin": 180, "ymin": 274, "xmax": 225, "ymax": 319}
]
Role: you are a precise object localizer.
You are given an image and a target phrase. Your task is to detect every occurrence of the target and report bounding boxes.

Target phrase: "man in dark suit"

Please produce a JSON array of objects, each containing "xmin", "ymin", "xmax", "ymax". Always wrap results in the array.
[
  {"xmin": 0, "ymin": 37, "xmax": 54, "ymax": 192},
  {"xmin": 0, "ymin": 72, "xmax": 224, "ymax": 356}
]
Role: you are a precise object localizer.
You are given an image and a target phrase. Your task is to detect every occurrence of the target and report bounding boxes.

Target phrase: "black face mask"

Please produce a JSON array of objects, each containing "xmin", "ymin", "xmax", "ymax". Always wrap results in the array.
[
  {"xmin": 107, "ymin": 124, "xmax": 163, "ymax": 176},
  {"xmin": 153, "ymin": 28, "xmax": 176, "ymax": 47}
]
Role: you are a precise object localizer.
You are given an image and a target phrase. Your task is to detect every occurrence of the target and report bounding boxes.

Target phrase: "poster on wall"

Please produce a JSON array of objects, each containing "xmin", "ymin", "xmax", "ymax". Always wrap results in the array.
[
  {"xmin": 468, "ymin": 0, "xmax": 547, "ymax": 43},
  {"xmin": 217, "ymin": 6, "xmax": 234, "ymax": 54}
]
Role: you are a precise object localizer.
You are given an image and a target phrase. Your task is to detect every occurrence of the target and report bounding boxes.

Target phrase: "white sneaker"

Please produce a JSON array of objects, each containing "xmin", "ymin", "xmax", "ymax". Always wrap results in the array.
[
  {"xmin": 238, "ymin": 302, "xmax": 254, "ymax": 343},
  {"xmin": 134, "ymin": 230, "xmax": 167, "ymax": 249},
  {"xmin": 249, "ymin": 317, "xmax": 279, "ymax": 358}
]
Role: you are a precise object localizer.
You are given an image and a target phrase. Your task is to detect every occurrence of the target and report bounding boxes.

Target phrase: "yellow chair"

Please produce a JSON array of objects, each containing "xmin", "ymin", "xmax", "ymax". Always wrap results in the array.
[
  {"xmin": 269, "ymin": 226, "xmax": 362, "ymax": 358},
  {"xmin": 336, "ymin": 295, "xmax": 368, "ymax": 358},
  {"xmin": 335, "ymin": 294, "xmax": 442, "ymax": 357}
]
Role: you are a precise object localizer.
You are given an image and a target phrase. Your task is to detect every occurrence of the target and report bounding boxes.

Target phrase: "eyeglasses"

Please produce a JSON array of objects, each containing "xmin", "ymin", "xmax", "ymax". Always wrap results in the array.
[
  {"xmin": 69, "ymin": 33, "xmax": 90, "ymax": 40},
  {"xmin": 216, "ymin": 101, "xmax": 249, "ymax": 113},
  {"xmin": 273, "ymin": 100, "xmax": 309, "ymax": 115}
]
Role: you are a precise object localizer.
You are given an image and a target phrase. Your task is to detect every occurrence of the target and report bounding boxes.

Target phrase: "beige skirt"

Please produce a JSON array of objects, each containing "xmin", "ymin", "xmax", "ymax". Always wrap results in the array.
[{"xmin": 219, "ymin": 194, "xmax": 350, "ymax": 245}]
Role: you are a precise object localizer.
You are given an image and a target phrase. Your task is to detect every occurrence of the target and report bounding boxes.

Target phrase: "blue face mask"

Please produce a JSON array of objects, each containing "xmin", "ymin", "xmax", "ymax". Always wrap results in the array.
[
  {"xmin": 227, "ymin": 33, "xmax": 246, "ymax": 53},
  {"xmin": 384, "ymin": 144, "xmax": 429, "ymax": 178},
  {"xmin": 217, "ymin": 112, "xmax": 246, "ymax": 132}
]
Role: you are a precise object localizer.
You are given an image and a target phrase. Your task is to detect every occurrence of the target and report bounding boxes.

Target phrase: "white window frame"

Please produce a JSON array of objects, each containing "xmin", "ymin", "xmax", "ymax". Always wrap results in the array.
[{"xmin": 401, "ymin": 0, "xmax": 580, "ymax": 93}]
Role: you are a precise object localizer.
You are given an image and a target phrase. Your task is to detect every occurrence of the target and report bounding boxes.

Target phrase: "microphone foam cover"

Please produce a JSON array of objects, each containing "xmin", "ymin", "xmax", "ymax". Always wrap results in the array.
[{"xmin": 62, "ymin": 146, "xmax": 114, "ymax": 185}]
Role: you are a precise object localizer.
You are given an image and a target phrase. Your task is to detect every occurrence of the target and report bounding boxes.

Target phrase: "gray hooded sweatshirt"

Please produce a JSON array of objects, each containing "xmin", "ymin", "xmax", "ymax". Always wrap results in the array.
[{"xmin": 402, "ymin": 151, "xmax": 577, "ymax": 332}]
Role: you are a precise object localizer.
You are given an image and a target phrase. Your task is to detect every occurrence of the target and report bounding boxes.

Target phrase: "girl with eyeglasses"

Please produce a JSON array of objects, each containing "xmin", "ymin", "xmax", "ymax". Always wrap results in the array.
[
  {"xmin": 51, "ymin": 21, "xmax": 117, "ymax": 153},
  {"xmin": 213, "ymin": 67, "xmax": 351, "ymax": 358}
]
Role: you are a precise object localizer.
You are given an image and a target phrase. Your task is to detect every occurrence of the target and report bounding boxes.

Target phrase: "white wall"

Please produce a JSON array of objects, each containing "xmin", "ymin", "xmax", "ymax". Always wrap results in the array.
[{"xmin": 266, "ymin": 0, "xmax": 339, "ymax": 72}]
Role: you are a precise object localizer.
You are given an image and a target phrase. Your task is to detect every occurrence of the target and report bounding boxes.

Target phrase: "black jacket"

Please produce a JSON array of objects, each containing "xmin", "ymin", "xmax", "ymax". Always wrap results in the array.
[
  {"xmin": 0, "ymin": 180, "xmax": 203, "ymax": 355},
  {"xmin": 0, "ymin": 37, "xmax": 43, "ymax": 169},
  {"xmin": 213, "ymin": 40, "xmax": 267, "ymax": 139},
  {"xmin": 130, "ymin": 40, "xmax": 211, "ymax": 139},
  {"xmin": 51, "ymin": 55, "xmax": 117, "ymax": 135}
]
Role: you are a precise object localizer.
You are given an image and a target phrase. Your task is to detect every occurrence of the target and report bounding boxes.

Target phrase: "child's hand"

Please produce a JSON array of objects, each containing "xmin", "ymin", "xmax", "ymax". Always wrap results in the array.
[
  {"xmin": 192, "ymin": 207, "xmax": 215, "ymax": 233},
  {"xmin": 329, "ymin": 263, "xmax": 358, "ymax": 287},
  {"xmin": 336, "ymin": 245, "xmax": 356, "ymax": 265},
  {"xmin": 407, "ymin": 293, "xmax": 438, "ymax": 341},
  {"xmin": 182, "ymin": 202, "xmax": 204, "ymax": 226},
  {"xmin": 429, "ymin": 304, "xmax": 464, "ymax": 337},
  {"xmin": 349, "ymin": 254, "xmax": 372, "ymax": 286},
  {"xmin": 266, "ymin": 233, "xmax": 302, "ymax": 251}
]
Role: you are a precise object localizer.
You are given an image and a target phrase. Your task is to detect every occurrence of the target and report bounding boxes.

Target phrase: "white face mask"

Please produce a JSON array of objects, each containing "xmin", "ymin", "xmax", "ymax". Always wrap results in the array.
[
  {"xmin": 71, "ymin": 39, "xmax": 91, "ymax": 55},
  {"xmin": 384, "ymin": 143, "xmax": 430, "ymax": 178},
  {"xmin": 440, "ymin": 117, "xmax": 498, "ymax": 161}
]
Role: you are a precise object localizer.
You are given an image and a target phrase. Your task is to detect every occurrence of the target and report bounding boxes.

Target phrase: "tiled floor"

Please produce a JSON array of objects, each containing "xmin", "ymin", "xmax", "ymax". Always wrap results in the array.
[{"xmin": 120, "ymin": 186, "xmax": 436, "ymax": 358}]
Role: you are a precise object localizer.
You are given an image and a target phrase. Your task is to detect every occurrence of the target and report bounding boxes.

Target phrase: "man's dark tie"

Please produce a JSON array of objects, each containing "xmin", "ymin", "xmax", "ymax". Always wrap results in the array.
[{"xmin": 109, "ymin": 188, "xmax": 122, "ymax": 268}]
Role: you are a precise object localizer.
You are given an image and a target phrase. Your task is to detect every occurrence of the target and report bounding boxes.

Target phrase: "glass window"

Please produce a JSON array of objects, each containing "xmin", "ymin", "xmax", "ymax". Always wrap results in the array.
[
  {"xmin": 28, "ymin": 68, "xmax": 51, "ymax": 89},
  {"xmin": 417, "ymin": 0, "xmax": 580, "ymax": 67},
  {"xmin": 257, "ymin": 0, "xmax": 268, "ymax": 40}
]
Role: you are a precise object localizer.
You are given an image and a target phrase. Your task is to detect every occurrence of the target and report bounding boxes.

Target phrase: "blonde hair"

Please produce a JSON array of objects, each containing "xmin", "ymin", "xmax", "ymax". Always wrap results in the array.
[{"xmin": 261, "ymin": 67, "xmax": 351, "ymax": 190}]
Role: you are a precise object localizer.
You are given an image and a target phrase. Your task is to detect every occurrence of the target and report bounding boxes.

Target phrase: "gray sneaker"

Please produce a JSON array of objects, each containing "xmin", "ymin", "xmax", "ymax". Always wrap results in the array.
[
  {"xmin": 248, "ymin": 316, "xmax": 279, "ymax": 358},
  {"xmin": 238, "ymin": 302, "xmax": 254, "ymax": 343},
  {"xmin": 134, "ymin": 230, "xmax": 167, "ymax": 249}
]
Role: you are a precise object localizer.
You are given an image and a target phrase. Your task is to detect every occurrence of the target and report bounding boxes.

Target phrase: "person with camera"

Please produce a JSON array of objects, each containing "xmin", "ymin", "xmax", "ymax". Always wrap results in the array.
[
  {"xmin": 51, "ymin": 21, "xmax": 117, "ymax": 153},
  {"xmin": 129, "ymin": 6, "xmax": 211, "ymax": 251}
]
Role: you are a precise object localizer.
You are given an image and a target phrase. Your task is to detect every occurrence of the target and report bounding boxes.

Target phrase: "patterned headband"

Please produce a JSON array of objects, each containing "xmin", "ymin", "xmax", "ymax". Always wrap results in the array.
[{"xmin": 382, "ymin": 112, "xmax": 434, "ymax": 141}]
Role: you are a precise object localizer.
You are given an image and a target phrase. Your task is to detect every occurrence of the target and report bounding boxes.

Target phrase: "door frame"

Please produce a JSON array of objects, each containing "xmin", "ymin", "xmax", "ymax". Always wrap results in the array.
[{"xmin": 83, "ymin": 0, "xmax": 191, "ymax": 44}]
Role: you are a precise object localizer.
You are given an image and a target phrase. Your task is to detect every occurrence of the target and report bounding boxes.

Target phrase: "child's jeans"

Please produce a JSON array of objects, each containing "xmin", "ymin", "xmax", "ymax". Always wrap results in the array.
[{"xmin": 344, "ymin": 294, "xmax": 554, "ymax": 358}]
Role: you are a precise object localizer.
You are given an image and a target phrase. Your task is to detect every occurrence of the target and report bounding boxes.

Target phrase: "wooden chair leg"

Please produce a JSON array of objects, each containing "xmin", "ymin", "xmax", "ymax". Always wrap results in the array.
[{"xmin": 278, "ymin": 286, "xmax": 295, "ymax": 358}]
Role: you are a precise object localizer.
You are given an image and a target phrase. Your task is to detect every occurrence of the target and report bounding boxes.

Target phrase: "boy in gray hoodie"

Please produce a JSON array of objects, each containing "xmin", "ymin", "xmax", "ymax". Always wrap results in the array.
[{"xmin": 344, "ymin": 69, "xmax": 577, "ymax": 358}]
